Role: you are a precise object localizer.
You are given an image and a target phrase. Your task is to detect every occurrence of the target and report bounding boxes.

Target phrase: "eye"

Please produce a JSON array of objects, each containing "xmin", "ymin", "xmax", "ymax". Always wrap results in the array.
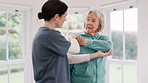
[
  {"xmin": 87, "ymin": 18, "xmax": 90, "ymax": 21},
  {"xmin": 92, "ymin": 20, "xmax": 96, "ymax": 22}
]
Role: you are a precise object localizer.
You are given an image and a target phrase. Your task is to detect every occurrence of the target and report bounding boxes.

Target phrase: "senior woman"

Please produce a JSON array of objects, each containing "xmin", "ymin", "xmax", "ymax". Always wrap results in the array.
[{"xmin": 70, "ymin": 10, "xmax": 113, "ymax": 83}]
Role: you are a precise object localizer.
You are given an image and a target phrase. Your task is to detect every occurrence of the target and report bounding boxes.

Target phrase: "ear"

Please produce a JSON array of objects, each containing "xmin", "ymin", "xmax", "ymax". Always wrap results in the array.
[{"xmin": 54, "ymin": 14, "xmax": 60, "ymax": 21}]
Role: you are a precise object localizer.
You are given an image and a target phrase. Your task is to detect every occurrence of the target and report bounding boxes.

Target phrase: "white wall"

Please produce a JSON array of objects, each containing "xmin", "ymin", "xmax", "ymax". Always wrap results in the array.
[{"xmin": 138, "ymin": 0, "xmax": 148, "ymax": 83}]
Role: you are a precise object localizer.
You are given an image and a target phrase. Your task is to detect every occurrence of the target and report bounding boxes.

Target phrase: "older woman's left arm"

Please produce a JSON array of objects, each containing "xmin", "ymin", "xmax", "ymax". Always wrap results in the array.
[{"xmin": 87, "ymin": 36, "xmax": 112, "ymax": 52}]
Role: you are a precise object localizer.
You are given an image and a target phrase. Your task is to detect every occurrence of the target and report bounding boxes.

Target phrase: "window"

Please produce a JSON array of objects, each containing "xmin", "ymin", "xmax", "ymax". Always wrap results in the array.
[
  {"xmin": 103, "ymin": 4, "xmax": 138, "ymax": 83},
  {"xmin": 0, "ymin": 9, "xmax": 25, "ymax": 83},
  {"xmin": 56, "ymin": 8, "xmax": 88, "ymax": 37},
  {"xmin": 0, "ymin": 4, "xmax": 31, "ymax": 83},
  {"xmin": 111, "ymin": 8, "xmax": 138, "ymax": 60}
]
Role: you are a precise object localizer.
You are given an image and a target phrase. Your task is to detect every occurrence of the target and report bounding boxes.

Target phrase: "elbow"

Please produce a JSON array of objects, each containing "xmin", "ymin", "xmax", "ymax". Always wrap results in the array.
[
  {"xmin": 102, "ymin": 42, "xmax": 112, "ymax": 52},
  {"xmin": 106, "ymin": 42, "xmax": 113, "ymax": 52}
]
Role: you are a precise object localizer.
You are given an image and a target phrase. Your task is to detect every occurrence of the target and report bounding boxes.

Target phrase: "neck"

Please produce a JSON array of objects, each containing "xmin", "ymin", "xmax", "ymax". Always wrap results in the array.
[
  {"xmin": 89, "ymin": 33, "xmax": 97, "ymax": 36},
  {"xmin": 86, "ymin": 31, "xmax": 97, "ymax": 36},
  {"xmin": 44, "ymin": 21, "xmax": 56, "ymax": 29}
]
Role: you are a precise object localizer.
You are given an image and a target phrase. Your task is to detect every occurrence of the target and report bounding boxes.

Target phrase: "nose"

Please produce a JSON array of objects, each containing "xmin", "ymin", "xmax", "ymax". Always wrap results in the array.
[{"xmin": 87, "ymin": 20, "xmax": 92, "ymax": 24}]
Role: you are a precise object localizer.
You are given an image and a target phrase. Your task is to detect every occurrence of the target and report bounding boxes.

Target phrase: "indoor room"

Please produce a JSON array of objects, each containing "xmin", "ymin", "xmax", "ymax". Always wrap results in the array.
[{"xmin": 0, "ymin": 0, "xmax": 148, "ymax": 83}]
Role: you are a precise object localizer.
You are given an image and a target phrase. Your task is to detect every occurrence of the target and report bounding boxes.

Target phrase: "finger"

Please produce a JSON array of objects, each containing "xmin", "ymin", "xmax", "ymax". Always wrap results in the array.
[
  {"xmin": 106, "ymin": 52, "xmax": 111, "ymax": 56},
  {"xmin": 108, "ymin": 48, "xmax": 113, "ymax": 54},
  {"xmin": 104, "ymin": 53, "xmax": 108, "ymax": 57},
  {"xmin": 76, "ymin": 37, "xmax": 81, "ymax": 39},
  {"xmin": 108, "ymin": 52, "xmax": 112, "ymax": 56}
]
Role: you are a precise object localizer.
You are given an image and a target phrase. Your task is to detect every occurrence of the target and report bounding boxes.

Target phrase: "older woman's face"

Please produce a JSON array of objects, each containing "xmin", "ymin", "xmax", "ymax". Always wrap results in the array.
[{"xmin": 85, "ymin": 12, "xmax": 99, "ymax": 35}]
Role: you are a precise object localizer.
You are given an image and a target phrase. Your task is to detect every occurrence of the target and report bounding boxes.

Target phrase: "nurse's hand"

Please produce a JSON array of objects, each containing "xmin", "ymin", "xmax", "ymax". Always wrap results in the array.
[
  {"xmin": 98, "ymin": 48, "xmax": 113, "ymax": 57},
  {"xmin": 89, "ymin": 48, "xmax": 113, "ymax": 59}
]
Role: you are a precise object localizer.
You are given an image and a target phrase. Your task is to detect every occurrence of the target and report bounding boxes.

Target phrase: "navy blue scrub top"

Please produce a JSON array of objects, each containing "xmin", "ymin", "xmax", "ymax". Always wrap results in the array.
[{"xmin": 32, "ymin": 27, "xmax": 71, "ymax": 83}]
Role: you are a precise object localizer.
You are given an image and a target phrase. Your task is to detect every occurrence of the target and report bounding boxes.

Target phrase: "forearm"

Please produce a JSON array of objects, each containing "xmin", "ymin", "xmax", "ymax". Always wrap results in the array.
[
  {"xmin": 68, "ymin": 48, "xmax": 112, "ymax": 64},
  {"xmin": 89, "ymin": 52, "xmax": 104, "ymax": 59},
  {"xmin": 86, "ymin": 39, "xmax": 112, "ymax": 52},
  {"xmin": 68, "ymin": 53, "xmax": 90, "ymax": 64},
  {"xmin": 76, "ymin": 36, "xmax": 112, "ymax": 52},
  {"xmin": 89, "ymin": 52, "xmax": 100, "ymax": 60}
]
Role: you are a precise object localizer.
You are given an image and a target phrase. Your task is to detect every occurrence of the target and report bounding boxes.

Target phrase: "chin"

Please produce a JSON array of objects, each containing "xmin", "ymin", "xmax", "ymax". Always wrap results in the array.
[{"xmin": 56, "ymin": 25, "xmax": 62, "ymax": 28}]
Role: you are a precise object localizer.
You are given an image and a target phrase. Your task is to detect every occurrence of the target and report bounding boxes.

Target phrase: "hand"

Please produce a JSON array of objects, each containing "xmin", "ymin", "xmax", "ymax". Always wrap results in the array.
[
  {"xmin": 89, "ymin": 48, "xmax": 113, "ymax": 59},
  {"xmin": 96, "ymin": 48, "xmax": 113, "ymax": 57},
  {"xmin": 106, "ymin": 48, "xmax": 113, "ymax": 56},
  {"xmin": 76, "ymin": 37, "xmax": 88, "ymax": 46}
]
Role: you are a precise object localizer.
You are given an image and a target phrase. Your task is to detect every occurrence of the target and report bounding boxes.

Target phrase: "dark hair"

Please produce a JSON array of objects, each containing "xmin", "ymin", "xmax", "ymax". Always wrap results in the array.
[{"xmin": 38, "ymin": 0, "xmax": 68, "ymax": 21}]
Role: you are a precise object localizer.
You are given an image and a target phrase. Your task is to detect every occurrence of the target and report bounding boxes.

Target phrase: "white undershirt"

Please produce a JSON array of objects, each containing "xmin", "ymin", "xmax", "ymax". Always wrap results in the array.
[{"xmin": 67, "ymin": 39, "xmax": 90, "ymax": 64}]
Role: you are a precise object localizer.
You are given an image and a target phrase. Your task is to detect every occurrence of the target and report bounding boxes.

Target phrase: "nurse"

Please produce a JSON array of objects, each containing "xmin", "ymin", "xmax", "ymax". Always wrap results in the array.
[{"xmin": 32, "ymin": 0, "xmax": 71, "ymax": 83}]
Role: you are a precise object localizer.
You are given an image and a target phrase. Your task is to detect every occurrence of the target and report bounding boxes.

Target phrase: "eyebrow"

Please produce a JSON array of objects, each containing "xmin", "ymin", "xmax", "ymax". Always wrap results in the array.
[{"xmin": 87, "ymin": 17, "xmax": 97, "ymax": 20}]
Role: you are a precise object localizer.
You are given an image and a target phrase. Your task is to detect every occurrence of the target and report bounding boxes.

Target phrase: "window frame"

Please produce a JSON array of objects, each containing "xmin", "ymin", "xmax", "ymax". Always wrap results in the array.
[
  {"xmin": 100, "ymin": 3, "xmax": 138, "ymax": 83},
  {"xmin": 0, "ymin": 3, "xmax": 32, "ymax": 83},
  {"xmin": 57, "ymin": 7, "xmax": 89, "ymax": 37}
]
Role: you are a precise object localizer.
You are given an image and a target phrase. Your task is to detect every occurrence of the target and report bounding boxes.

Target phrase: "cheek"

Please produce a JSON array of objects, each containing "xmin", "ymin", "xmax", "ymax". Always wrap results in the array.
[
  {"xmin": 84, "ymin": 23, "xmax": 86, "ymax": 28},
  {"xmin": 61, "ymin": 19, "xmax": 65, "ymax": 23},
  {"xmin": 93, "ymin": 24, "xmax": 98, "ymax": 29}
]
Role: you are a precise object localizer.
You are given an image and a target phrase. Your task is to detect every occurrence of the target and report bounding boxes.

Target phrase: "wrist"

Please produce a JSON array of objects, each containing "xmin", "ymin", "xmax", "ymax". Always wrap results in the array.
[{"xmin": 89, "ymin": 53, "xmax": 98, "ymax": 60}]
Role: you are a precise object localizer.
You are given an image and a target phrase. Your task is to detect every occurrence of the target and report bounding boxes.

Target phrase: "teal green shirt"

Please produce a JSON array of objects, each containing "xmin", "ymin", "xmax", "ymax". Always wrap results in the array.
[{"xmin": 70, "ymin": 32, "xmax": 112, "ymax": 83}]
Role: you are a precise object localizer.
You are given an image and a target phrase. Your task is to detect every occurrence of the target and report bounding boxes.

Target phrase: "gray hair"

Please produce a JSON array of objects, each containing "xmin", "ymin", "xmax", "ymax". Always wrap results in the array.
[{"xmin": 86, "ymin": 10, "xmax": 104, "ymax": 32}]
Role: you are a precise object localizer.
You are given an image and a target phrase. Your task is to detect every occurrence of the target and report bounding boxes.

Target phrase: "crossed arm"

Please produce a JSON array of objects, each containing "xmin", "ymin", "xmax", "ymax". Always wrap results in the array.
[{"xmin": 67, "ymin": 38, "xmax": 113, "ymax": 64}]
